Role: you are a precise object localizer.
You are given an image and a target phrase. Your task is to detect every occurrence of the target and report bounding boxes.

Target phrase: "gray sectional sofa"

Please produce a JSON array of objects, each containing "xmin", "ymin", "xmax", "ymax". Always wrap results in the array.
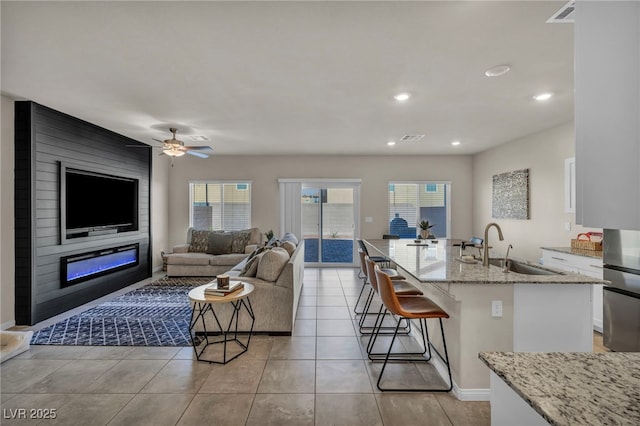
[
  {"xmin": 221, "ymin": 241, "xmax": 304, "ymax": 334},
  {"xmin": 166, "ymin": 228, "xmax": 262, "ymax": 277},
  {"xmin": 168, "ymin": 228, "xmax": 304, "ymax": 334}
]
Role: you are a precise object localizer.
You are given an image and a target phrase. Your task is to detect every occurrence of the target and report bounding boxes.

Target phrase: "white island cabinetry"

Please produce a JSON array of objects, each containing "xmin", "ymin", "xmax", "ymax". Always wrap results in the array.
[{"xmin": 542, "ymin": 248, "xmax": 604, "ymax": 332}]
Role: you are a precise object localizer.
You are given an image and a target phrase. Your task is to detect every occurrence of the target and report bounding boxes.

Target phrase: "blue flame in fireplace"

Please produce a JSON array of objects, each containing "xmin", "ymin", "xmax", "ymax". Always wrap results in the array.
[{"xmin": 67, "ymin": 248, "xmax": 138, "ymax": 282}]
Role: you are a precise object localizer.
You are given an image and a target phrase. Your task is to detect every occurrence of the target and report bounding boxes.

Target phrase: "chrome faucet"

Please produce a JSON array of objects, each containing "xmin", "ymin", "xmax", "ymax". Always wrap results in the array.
[
  {"xmin": 483, "ymin": 222, "xmax": 504, "ymax": 267},
  {"xmin": 503, "ymin": 244, "xmax": 513, "ymax": 272}
]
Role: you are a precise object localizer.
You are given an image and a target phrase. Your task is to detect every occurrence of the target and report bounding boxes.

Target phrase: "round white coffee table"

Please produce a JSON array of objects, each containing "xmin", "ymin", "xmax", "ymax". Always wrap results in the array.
[{"xmin": 188, "ymin": 282, "xmax": 255, "ymax": 364}]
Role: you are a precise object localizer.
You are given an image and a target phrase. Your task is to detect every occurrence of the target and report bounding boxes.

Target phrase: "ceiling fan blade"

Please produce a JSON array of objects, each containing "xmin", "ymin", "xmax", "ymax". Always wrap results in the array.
[
  {"xmin": 184, "ymin": 146, "xmax": 213, "ymax": 151},
  {"xmin": 186, "ymin": 150, "xmax": 209, "ymax": 159}
]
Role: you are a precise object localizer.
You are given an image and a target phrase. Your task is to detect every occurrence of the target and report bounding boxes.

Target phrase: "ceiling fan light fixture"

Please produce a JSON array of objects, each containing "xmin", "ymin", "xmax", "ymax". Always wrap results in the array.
[{"xmin": 164, "ymin": 148, "xmax": 185, "ymax": 157}]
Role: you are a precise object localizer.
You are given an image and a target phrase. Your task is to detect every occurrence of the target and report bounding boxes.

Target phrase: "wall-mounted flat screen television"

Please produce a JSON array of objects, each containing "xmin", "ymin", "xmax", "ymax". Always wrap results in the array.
[{"xmin": 61, "ymin": 164, "xmax": 139, "ymax": 240}]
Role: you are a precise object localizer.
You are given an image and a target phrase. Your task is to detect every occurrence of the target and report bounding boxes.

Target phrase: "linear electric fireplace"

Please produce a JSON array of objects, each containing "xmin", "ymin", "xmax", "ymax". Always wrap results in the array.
[{"xmin": 61, "ymin": 243, "xmax": 140, "ymax": 287}]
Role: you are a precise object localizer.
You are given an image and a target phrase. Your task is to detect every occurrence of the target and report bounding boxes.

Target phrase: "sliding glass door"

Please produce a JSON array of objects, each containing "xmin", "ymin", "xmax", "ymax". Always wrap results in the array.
[{"xmin": 302, "ymin": 183, "xmax": 359, "ymax": 266}]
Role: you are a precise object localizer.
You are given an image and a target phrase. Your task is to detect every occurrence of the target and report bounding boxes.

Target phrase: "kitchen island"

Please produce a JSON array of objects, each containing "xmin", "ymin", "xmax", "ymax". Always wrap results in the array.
[
  {"xmin": 479, "ymin": 351, "xmax": 640, "ymax": 426},
  {"xmin": 364, "ymin": 239, "xmax": 608, "ymax": 400}
]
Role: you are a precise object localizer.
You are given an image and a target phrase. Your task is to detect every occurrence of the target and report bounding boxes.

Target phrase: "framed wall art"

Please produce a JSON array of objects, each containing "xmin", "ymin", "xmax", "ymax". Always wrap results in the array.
[{"xmin": 492, "ymin": 168, "xmax": 530, "ymax": 220}]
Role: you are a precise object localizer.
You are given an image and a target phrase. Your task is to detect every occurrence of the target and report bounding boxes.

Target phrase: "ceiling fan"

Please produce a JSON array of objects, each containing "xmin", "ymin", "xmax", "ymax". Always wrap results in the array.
[{"xmin": 129, "ymin": 128, "xmax": 213, "ymax": 159}]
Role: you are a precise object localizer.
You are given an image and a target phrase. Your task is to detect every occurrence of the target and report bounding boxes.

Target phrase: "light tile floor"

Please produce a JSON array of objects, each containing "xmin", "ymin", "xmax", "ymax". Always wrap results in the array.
[{"xmin": 0, "ymin": 268, "xmax": 492, "ymax": 425}]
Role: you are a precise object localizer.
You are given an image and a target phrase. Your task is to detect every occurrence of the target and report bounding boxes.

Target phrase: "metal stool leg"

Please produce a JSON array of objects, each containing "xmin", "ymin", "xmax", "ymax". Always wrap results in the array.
[
  {"xmin": 353, "ymin": 280, "xmax": 369, "ymax": 315},
  {"xmin": 375, "ymin": 316, "xmax": 453, "ymax": 392}
]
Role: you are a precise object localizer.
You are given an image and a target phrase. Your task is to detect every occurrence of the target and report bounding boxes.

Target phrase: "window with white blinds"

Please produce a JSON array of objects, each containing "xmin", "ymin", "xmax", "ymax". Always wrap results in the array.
[
  {"xmin": 388, "ymin": 182, "xmax": 450, "ymax": 238},
  {"xmin": 189, "ymin": 182, "xmax": 251, "ymax": 231}
]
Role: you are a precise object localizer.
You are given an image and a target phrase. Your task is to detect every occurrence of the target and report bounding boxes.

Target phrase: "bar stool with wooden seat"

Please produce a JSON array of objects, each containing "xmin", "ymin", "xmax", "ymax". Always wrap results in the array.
[
  {"xmin": 373, "ymin": 267, "xmax": 453, "ymax": 392},
  {"xmin": 359, "ymin": 256, "xmax": 423, "ymax": 342}
]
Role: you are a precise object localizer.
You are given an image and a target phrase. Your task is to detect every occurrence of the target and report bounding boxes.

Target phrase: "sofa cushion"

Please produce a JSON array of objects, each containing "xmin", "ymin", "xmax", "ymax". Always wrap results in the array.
[
  {"xmin": 208, "ymin": 232, "xmax": 233, "ymax": 255},
  {"xmin": 281, "ymin": 241, "xmax": 296, "ymax": 256},
  {"xmin": 167, "ymin": 252, "xmax": 212, "ymax": 266},
  {"xmin": 189, "ymin": 230, "xmax": 210, "ymax": 252},
  {"xmin": 281, "ymin": 232, "xmax": 299, "ymax": 245},
  {"xmin": 239, "ymin": 254, "xmax": 261, "ymax": 277},
  {"xmin": 266, "ymin": 236, "xmax": 279, "ymax": 247},
  {"xmin": 240, "ymin": 227, "xmax": 262, "ymax": 245},
  {"xmin": 231, "ymin": 231, "xmax": 252, "ymax": 253},
  {"xmin": 247, "ymin": 245, "xmax": 271, "ymax": 260},
  {"xmin": 208, "ymin": 253, "xmax": 248, "ymax": 266},
  {"xmin": 257, "ymin": 247, "xmax": 290, "ymax": 282}
]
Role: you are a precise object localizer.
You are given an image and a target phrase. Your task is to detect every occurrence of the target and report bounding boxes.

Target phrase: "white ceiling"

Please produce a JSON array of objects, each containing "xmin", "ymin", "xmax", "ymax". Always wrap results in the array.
[{"xmin": 1, "ymin": 1, "xmax": 574, "ymax": 156}]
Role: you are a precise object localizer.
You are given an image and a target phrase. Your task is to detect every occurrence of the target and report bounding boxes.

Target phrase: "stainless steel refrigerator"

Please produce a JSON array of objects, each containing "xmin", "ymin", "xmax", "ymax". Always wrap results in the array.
[{"xmin": 603, "ymin": 229, "xmax": 640, "ymax": 351}]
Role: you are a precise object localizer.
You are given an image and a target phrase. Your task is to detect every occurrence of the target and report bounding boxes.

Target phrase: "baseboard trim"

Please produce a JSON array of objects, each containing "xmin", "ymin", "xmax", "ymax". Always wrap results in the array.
[
  {"xmin": 1, "ymin": 320, "xmax": 16, "ymax": 330},
  {"xmin": 428, "ymin": 350, "xmax": 490, "ymax": 401},
  {"xmin": 406, "ymin": 320, "xmax": 490, "ymax": 401},
  {"xmin": 593, "ymin": 321, "xmax": 603, "ymax": 333},
  {"xmin": 452, "ymin": 384, "xmax": 491, "ymax": 401}
]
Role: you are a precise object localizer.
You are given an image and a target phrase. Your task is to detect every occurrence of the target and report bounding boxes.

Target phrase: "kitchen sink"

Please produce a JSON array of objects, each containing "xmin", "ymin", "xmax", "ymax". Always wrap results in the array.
[{"xmin": 489, "ymin": 259, "xmax": 563, "ymax": 276}]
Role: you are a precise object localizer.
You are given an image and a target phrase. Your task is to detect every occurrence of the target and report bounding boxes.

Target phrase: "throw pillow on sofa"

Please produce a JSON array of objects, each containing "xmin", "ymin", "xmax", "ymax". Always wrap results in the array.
[
  {"xmin": 207, "ymin": 232, "xmax": 233, "ymax": 255},
  {"xmin": 231, "ymin": 232, "xmax": 252, "ymax": 253},
  {"xmin": 266, "ymin": 236, "xmax": 279, "ymax": 247},
  {"xmin": 240, "ymin": 227, "xmax": 262, "ymax": 246},
  {"xmin": 281, "ymin": 241, "xmax": 296, "ymax": 256},
  {"xmin": 257, "ymin": 247, "xmax": 290, "ymax": 281},
  {"xmin": 247, "ymin": 245, "xmax": 271, "ymax": 260},
  {"xmin": 239, "ymin": 254, "xmax": 261, "ymax": 277},
  {"xmin": 189, "ymin": 230, "xmax": 210, "ymax": 252},
  {"xmin": 281, "ymin": 232, "xmax": 299, "ymax": 245}
]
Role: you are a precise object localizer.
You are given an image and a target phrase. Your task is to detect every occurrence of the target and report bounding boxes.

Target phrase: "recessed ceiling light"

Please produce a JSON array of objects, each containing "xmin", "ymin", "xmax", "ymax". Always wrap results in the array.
[
  {"xmin": 387, "ymin": 141, "xmax": 396, "ymax": 146},
  {"xmin": 451, "ymin": 140, "xmax": 461, "ymax": 146},
  {"xmin": 484, "ymin": 64, "xmax": 511, "ymax": 77},
  {"xmin": 533, "ymin": 92, "xmax": 554, "ymax": 101},
  {"xmin": 394, "ymin": 93, "xmax": 411, "ymax": 101}
]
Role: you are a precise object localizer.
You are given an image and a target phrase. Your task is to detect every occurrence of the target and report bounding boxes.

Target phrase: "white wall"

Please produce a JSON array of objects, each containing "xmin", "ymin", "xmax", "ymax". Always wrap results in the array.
[
  {"xmin": 151, "ymin": 155, "xmax": 171, "ymax": 272},
  {"xmin": 472, "ymin": 122, "xmax": 601, "ymax": 263},
  {"xmin": 1, "ymin": 96, "xmax": 16, "ymax": 329},
  {"xmin": 166, "ymin": 155, "xmax": 474, "ymax": 248}
]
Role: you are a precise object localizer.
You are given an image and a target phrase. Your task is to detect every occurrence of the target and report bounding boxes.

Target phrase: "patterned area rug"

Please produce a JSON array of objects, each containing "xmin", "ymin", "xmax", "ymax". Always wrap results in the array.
[{"xmin": 31, "ymin": 277, "xmax": 211, "ymax": 347}]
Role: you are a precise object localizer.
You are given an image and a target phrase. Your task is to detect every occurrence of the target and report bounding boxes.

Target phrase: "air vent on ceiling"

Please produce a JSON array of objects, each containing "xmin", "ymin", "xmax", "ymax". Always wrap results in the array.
[
  {"xmin": 399, "ymin": 134, "xmax": 425, "ymax": 142},
  {"xmin": 547, "ymin": 0, "xmax": 575, "ymax": 24}
]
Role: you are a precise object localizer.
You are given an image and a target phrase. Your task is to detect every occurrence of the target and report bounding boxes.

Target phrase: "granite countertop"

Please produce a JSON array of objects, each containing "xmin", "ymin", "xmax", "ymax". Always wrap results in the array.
[
  {"xmin": 541, "ymin": 246, "xmax": 603, "ymax": 259},
  {"xmin": 479, "ymin": 352, "xmax": 640, "ymax": 426},
  {"xmin": 365, "ymin": 239, "xmax": 608, "ymax": 285}
]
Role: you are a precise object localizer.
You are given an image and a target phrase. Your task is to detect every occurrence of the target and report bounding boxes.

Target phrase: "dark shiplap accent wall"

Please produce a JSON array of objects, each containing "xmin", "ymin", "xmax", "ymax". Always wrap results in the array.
[{"xmin": 14, "ymin": 102, "xmax": 151, "ymax": 325}]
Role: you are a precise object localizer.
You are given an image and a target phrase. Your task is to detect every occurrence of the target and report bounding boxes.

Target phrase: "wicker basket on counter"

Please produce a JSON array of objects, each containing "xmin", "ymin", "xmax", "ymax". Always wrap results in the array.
[{"xmin": 571, "ymin": 233, "xmax": 603, "ymax": 251}]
